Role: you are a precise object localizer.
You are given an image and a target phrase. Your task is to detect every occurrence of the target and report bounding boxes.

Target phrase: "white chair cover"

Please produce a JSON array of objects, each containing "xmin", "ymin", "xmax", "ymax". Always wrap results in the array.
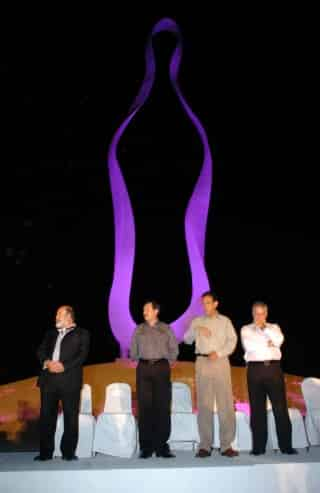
[
  {"xmin": 302, "ymin": 378, "xmax": 320, "ymax": 445},
  {"xmin": 54, "ymin": 414, "xmax": 95, "ymax": 458},
  {"xmin": 234, "ymin": 411, "xmax": 252, "ymax": 451},
  {"xmin": 171, "ymin": 382, "xmax": 193, "ymax": 413},
  {"xmin": 267, "ymin": 407, "xmax": 308, "ymax": 450},
  {"xmin": 93, "ymin": 383, "xmax": 137, "ymax": 458},
  {"xmin": 302, "ymin": 378, "xmax": 320, "ymax": 410},
  {"xmin": 80, "ymin": 383, "xmax": 93, "ymax": 415},
  {"xmin": 104, "ymin": 383, "xmax": 132, "ymax": 413},
  {"xmin": 93, "ymin": 413, "xmax": 137, "ymax": 458},
  {"xmin": 169, "ymin": 382, "xmax": 199, "ymax": 450},
  {"xmin": 305, "ymin": 411, "xmax": 320, "ymax": 446}
]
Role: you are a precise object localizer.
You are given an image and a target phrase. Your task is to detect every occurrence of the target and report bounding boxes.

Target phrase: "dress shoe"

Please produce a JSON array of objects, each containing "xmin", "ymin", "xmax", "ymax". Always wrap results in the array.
[
  {"xmin": 34, "ymin": 455, "xmax": 52, "ymax": 461},
  {"xmin": 62, "ymin": 455, "xmax": 78, "ymax": 461},
  {"xmin": 281, "ymin": 448, "xmax": 298, "ymax": 455},
  {"xmin": 156, "ymin": 449, "xmax": 176, "ymax": 458},
  {"xmin": 221, "ymin": 448, "xmax": 239, "ymax": 458},
  {"xmin": 250, "ymin": 450, "xmax": 265, "ymax": 456},
  {"xmin": 139, "ymin": 450, "xmax": 153, "ymax": 459},
  {"xmin": 196, "ymin": 448, "xmax": 212, "ymax": 458}
]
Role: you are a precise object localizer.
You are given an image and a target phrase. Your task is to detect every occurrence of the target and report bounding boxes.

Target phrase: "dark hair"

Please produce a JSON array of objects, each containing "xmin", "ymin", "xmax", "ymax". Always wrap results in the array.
[
  {"xmin": 144, "ymin": 300, "xmax": 160, "ymax": 312},
  {"xmin": 252, "ymin": 301, "xmax": 268, "ymax": 311},
  {"xmin": 59, "ymin": 305, "xmax": 76, "ymax": 321},
  {"xmin": 201, "ymin": 291, "xmax": 218, "ymax": 302}
]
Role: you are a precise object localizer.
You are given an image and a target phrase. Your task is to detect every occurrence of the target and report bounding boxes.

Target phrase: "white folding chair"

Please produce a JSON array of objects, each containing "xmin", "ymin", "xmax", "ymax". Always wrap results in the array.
[
  {"xmin": 169, "ymin": 382, "xmax": 199, "ymax": 450},
  {"xmin": 301, "ymin": 378, "xmax": 320, "ymax": 446},
  {"xmin": 266, "ymin": 397, "xmax": 308, "ymax": 450},
  {"xmin": 93, "ymin": 383, "xmax": 137, "ymax": 458},
  {"xmin": 54, "ymin": 384, "xmax": 95, "ymax": 458}
]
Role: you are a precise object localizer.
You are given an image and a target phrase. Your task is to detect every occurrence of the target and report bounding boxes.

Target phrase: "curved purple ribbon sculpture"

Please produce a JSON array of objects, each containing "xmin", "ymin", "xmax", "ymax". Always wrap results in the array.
[{"xmin": 108, "ymin": 18, "xmax": 212, "ymax": 356}]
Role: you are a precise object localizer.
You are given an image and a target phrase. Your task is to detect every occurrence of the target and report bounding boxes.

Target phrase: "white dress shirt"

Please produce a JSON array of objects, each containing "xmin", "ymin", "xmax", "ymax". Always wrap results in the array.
[
  {"xmin": 240, "ymin": 322, "xmax": 284, "ymax": 362},
  {"xmin": 52, "ymin": 329, "xmax": 68, "ymax": 361}
]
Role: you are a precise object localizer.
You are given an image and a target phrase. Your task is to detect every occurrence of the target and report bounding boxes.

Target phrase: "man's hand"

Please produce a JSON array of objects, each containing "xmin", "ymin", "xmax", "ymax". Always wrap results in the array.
[
  {"xmin": 208, "ymin": 351, "xmax": 218, "ymax": 362},
  {"xmin": 197, "ymin": 326, "xmax": 211, "ymax": 338},
  {"xmin": 48, "ymin": 361, "xmax": 65, "ymax": 373},
  {"xmin": 45, "ymin": 360, "xmax": 55, "ymax": 372}
]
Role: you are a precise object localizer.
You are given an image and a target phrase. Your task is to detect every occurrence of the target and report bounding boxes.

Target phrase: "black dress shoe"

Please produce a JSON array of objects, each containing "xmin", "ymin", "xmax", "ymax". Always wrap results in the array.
[
  {"xmin": 281, "ymin": 448, "xmax": 298, "ymax": 455},
  {"xmin": 156, "ymin": 449, "xmax": 176, "ymax": 458},
  {"xmin": 139, "ymin": 450, "xmax": 153, "ymax": 459},
  {"xmin": 250, "ymin": 450, "xmax": 265, "ymax": 456},
  {"xmin": 196, "ymin": 448, "xmax": 212, "ymax": 458},
  {"xmin": 34, "ymin": 455, "xmax": 52, "ymax": 461},
  {"xmin": 62, "ymin": 455, "xmax": 78, "ymax": 461}
]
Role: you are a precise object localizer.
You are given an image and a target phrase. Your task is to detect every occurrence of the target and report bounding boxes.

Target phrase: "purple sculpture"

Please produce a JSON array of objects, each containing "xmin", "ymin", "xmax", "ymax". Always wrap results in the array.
[{"xmin": 108, "ymin": 18, "xmax": 212, "ymax": 356}]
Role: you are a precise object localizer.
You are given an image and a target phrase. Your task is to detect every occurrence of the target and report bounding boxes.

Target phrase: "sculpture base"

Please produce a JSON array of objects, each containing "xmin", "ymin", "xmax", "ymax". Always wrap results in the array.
[{"xmin": 0, "ymin": 360, "xmax": 305, "ymax": 451}]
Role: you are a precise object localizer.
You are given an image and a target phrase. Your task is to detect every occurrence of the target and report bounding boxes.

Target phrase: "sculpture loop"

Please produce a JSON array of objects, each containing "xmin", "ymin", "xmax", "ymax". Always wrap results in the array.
[{"xmin": 108, "ymin": 18, "xmax": 212, "ymax": 356}]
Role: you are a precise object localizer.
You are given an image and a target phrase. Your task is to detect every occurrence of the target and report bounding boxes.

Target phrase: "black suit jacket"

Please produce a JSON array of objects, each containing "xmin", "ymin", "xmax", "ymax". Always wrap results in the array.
[{"xmin": 37, "ymin": 326, "xmax": 90, "ymax": 391}]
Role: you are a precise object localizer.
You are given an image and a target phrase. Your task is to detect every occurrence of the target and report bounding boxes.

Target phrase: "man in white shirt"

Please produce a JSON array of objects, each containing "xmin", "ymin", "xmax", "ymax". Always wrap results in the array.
[
  {"xmin": 241, "ymin": 301, "xmax": 297, "ymax": 455},
  {"xmin": 184, "ymin": 291, "xmax": 238, "ymax": 458}
]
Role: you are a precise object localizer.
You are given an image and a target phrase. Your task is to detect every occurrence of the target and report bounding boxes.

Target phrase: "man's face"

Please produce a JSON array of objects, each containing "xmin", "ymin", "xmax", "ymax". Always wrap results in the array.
[
  {"xmin": 202, "ymin": 296, "xmax": 218, "ymax": 316},
  {"xmin": 143, "ymin": 303, "xmax": 159, "ymax": 323},
  {"xmin": 55, "ymin": 308, "xmax": 69, "ymax": 330},
  {"xmin": 253, "ymin": 306, "xmax": 268, "ymax": 326}
]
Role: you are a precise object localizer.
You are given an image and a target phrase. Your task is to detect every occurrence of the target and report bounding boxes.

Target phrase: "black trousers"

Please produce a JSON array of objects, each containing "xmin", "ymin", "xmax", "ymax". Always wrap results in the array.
[
  {"xmin": 39, "ymin": 385, "xmax": 81, "ymax": 458},
  {"xmin": 247, "ymin": 361, "xmax": 292, "ymax": 452},
  {"xmin": 136, "ymin": 359, "xmax": 172, "ymax": 453}
]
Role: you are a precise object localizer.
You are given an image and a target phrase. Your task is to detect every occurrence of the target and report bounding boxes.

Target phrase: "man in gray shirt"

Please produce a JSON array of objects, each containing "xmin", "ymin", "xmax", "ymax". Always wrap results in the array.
[
  {"xmin": 130, "ymin": 300, "xmax": 179, "ymax": 458},
  {"xmin": 184, "ymin": 291, "xmax": 238, "ymax": 458}
]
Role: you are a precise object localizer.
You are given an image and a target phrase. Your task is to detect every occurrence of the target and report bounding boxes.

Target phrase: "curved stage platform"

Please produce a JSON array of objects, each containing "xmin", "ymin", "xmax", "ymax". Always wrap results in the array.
[
  {"xmin": 0, "ymin": 360, "xmax": 306, "ymax": 451},
  {"xmin": 1, "ymin": 449, "xmax": 320, "ymax": 493}
]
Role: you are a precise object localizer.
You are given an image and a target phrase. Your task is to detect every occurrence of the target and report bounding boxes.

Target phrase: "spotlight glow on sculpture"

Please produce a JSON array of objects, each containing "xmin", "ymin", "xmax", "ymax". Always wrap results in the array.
[{"xmin": 107, "ymin": 18, "xmax": 212, "ymax": 356}]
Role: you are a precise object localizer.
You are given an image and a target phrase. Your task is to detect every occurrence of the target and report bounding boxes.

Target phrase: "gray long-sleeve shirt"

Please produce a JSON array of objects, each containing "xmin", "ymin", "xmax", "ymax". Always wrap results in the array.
[{"xmin": 130, "ymin": 321, "xmax": 179, "ymax": 362}]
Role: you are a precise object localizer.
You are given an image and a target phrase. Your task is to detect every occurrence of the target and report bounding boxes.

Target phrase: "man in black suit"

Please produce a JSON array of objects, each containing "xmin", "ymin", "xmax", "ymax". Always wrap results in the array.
[{"xmin": 35, "ymin": 305, "xmax": 90, "ymax": 461}]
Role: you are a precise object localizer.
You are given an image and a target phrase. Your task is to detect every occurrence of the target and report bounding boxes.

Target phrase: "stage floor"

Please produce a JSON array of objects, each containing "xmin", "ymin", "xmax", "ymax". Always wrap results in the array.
[{"xmin": 1, "ymin": 449, "xmax": 320, "ymax": 493}]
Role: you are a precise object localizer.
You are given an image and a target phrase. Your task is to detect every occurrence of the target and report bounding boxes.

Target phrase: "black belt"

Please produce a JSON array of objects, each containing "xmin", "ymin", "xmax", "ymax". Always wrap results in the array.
[
  {"xmin": 139, "ymin": 358, "xmax": 167, "ymax": 365},
  {"xmin": 196, "ymin": 353, "xmax": 209, "ymax": 357},
  {"xmin": 247, "ymin": 360, "xmax": 280, "ymax": 366}
]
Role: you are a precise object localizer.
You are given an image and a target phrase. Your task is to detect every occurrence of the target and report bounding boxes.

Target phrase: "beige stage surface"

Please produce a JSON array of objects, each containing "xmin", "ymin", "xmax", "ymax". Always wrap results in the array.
[{"xmin": 0, "ymin": 360, "xmax": 305, "ymax": 449}]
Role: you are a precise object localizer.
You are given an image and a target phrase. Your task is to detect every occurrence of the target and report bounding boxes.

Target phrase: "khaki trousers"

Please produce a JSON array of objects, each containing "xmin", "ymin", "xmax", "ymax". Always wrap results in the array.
[{"xmin": 196, "ymin": 356, "xmax": 236, "ymax": 452}]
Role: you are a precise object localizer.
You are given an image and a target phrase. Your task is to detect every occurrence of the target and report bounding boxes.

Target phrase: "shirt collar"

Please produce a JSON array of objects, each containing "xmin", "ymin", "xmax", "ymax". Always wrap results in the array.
[
  {"xmin": 145, "ymin": 320, "xmax": 161, "ymax": 329},
  {"xmin": 253, "ymin": 322, "xmax": 268, "ymax": 330},
  {"xmin": 57, "ymin": 325, "xmax": 76, "ymax": 334},
  {"xmin": 205, "ymin": 311, "xmax": 220, "ymax": 320}
]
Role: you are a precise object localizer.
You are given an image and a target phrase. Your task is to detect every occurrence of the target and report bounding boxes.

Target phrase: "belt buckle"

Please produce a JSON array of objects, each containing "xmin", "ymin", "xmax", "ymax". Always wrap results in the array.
[{"xmin": 264, "ymin": 361, "xmax": 271, "ymax": 366}]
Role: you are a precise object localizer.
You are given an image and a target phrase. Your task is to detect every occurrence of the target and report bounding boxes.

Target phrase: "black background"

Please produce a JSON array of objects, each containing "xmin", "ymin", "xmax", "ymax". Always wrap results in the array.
[{"xmin": 1, "ymin": 6, "xmax": 319, "ymax": 384}]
